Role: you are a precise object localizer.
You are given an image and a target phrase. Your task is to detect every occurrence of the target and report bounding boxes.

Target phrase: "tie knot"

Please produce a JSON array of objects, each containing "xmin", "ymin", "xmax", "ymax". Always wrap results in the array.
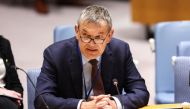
[{"xmin": 89, "ymin": 59, "xmax": 98, "ymax": 66}]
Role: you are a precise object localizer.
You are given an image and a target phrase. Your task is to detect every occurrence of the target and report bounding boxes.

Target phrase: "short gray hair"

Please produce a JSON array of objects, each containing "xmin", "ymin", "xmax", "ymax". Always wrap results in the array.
[{"xmin": 77, "ymin": 5, "xmax": 112, "ymax": 31}]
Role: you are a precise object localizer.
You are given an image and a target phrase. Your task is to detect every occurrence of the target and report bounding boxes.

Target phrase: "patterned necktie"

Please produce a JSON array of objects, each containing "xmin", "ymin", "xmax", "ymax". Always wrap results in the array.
[{"xmin": 89, "ymin": 59, "xmax": 105, "ymax": 96}]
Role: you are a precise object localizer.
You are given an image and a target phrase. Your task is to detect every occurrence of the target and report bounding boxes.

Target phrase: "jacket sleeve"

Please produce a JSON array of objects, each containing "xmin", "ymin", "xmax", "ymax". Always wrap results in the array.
[
  {"xmin": 3, "ymin": 38, "xmax": 23, "ymax": 95},
  {"xmin": 34, "ymin": 48, "xmax": 80, "ymax": 109},
  {"xmin": 115, "ymin": 43, "xmax": 149, "ymax": 109}
]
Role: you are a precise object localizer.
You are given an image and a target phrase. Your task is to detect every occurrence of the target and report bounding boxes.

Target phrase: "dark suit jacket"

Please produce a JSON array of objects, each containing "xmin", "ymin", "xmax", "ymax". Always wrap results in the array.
[
  {"xmin": 0, "ymin": 35, "xmax": 23, "ymax": 109},
  {"xmin": 35, "ymin": 37, "xmax": 149, "ymax": 109}
]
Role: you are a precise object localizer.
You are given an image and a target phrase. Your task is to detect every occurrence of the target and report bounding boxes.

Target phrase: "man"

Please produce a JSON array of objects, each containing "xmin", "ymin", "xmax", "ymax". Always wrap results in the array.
[{"xmin": 34, "ymin": 5, "xmax": 149, "ymax": 109}]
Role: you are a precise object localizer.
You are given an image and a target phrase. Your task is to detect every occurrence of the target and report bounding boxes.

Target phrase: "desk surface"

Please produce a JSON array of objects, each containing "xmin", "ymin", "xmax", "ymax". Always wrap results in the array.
[{"xmin": 140, "ymin": 104, "xmax": 182, "ymax": 109}]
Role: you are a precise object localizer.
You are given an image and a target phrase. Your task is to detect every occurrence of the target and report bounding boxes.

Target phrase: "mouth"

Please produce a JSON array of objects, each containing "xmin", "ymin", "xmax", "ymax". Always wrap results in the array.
[{"xmin": 86, "ymin": 48, "xmax": 98, "ymax": 52}]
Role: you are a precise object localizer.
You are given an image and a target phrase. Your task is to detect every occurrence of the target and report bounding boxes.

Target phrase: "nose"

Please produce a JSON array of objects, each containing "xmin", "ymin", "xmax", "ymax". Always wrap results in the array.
[{"xmin": 89, "ymin": 39, "xmax": 96, "ymax": 45}]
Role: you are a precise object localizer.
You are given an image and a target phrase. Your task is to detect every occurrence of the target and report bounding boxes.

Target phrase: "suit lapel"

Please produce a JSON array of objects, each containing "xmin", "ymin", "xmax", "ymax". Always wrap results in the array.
[
  {"xmin": 68, "ymin": 39, "xmax": 83, "ymax": 98},
  {"xmin": 67, "ymin": 38, "xmax": 114, "ymax": 97},
  {"xmin": 101, "ymin": 44, "xmax": 114, "ymax": 93}
]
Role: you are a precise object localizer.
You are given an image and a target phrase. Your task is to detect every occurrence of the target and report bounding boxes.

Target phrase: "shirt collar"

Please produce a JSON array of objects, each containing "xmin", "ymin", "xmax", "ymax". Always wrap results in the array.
[{"xmin": 81, "ymin": 55, "xmax": 101, "ymax": 65}]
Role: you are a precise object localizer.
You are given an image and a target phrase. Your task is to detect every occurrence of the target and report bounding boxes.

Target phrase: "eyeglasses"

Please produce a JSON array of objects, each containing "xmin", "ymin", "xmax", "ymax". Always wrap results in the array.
[{"xmin": 80, "ymin": 35, "xmax": 107, "ymax": 44}]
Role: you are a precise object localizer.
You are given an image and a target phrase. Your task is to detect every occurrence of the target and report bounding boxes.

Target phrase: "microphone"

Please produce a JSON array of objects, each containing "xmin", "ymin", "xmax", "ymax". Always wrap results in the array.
[
  {"xmin": 112, "ymin": 78, "xmax": 124, "ymax": 109},
  {"xmin": 11, "ymin": 65, "xmax": 49, "ymax": 109}
]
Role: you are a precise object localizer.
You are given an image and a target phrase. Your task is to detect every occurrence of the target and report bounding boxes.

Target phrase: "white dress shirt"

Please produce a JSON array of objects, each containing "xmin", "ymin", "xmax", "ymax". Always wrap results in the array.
[{"xmin": 0, "ymin": 57, "xmax": 6, "ymax": 88}]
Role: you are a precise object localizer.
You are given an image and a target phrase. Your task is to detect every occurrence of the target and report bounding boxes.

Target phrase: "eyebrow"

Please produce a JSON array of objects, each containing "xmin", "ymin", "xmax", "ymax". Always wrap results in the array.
[
  {"xmin": 81, "ymin": 29, "xmax": 88, "ymax": 33},
  {"xmin": 81, "ymin": 29, "xmax": 105, "ymax": 35}
]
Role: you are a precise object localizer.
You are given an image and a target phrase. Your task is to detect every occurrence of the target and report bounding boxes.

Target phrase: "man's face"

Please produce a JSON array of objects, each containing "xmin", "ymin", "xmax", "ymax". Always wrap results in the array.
[{"xmin": 75, "ymin": 21, "xmax": 113, "ymax": 60}]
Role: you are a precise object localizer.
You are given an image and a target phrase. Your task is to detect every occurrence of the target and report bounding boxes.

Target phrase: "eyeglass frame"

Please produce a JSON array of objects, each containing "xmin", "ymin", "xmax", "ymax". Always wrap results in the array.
[{"xmin": 78, "ymin": 29, "xmax": 110, "ymax": 44}]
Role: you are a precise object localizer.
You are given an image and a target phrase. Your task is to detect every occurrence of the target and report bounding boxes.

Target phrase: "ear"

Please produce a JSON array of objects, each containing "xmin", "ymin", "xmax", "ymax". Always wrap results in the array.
[
  {"xmin": 75, "ymin": 24, "xmax": 80, "ymax": 40},
  {"xmin": 106, "ymin": 28, "xmax": 114, "ymax": 43}
]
